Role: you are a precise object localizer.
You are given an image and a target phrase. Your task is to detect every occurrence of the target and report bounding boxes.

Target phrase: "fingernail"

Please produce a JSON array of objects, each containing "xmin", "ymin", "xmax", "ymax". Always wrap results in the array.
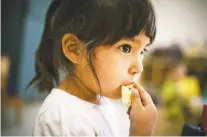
[{"xmin": 127, "ymin": 105, "xmax": 132, "ymax": 115}]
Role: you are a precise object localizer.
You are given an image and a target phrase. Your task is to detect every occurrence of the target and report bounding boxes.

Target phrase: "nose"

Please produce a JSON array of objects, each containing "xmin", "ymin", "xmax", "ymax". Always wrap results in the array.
[{"xmin": 128, "ymin": 57, "xmax": 143, "ymax": 75}]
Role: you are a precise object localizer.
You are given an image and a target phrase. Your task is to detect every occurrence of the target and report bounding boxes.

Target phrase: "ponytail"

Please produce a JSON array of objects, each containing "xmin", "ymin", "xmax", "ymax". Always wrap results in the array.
[{"xmin": 27, "ymin": 0, "xmax": 61, "ymax": 92}]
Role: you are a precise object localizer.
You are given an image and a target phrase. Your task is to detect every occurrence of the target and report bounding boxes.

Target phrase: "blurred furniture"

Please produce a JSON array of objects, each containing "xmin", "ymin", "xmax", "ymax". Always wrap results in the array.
[
  {"xmin": 1, "ymin": 56, "xmax": 24, "ymax": 123},
  {"xmin": 143, "ymin": 56, "xmax": 179, "ymax": 88},
  {"xmin": 184, "ymin": 57, "xmax": 207, "ymax": 95},
  {"xmin": 143, "ymin": 45, "xmax": 207, "ymax": 91},
  {"xmin": 143, "ymin": 45, "xmax": 183, "ymax": 87}
]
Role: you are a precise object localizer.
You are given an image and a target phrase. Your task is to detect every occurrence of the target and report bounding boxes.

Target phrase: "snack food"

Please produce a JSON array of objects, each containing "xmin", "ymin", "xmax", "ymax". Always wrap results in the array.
[{"xmin": 121, "ymin": 84, "xmax": 135, "ymax": 105}]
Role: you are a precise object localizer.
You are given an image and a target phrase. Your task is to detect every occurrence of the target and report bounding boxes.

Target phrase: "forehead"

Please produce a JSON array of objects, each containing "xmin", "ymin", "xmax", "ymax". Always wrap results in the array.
[{"xmin": 125, "ymin": 33, "xmax": 150, "ymax": 46}]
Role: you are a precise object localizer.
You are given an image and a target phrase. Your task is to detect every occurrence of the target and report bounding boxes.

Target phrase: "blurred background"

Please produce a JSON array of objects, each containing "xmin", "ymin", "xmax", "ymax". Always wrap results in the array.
[{"xmin": 1, "ymin": 0, "xmax": 207, "ymax": 136}]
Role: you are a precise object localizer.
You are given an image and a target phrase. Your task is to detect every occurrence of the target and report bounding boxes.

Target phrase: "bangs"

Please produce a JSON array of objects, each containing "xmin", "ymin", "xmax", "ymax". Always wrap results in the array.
[
  {"xmin": 55, "ymin": 0, "xmax": 156, "ymax": 48},
  {"xmin": 89, "ymin": 0, "xmax": 157, "ymax": 45},
  {"xmin": 125, "ymin": 0, "xmax": 156, "ymax": 44}
]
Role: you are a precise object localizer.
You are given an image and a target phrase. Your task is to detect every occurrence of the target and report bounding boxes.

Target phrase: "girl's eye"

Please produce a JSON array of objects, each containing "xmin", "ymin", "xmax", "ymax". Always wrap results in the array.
[
  {"xmin": 141, "ymin": 48, "xmax": 148, "ymax": 55},
  {"xmin": 119, "ymin": 44, "xmax": 131, "ymax": 53}
]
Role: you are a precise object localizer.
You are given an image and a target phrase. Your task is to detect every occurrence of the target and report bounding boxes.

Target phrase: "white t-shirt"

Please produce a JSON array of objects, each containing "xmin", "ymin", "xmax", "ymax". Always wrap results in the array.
[{"xmin": 33, "ymin": 88, "xmax": 120, "ymax": 136}]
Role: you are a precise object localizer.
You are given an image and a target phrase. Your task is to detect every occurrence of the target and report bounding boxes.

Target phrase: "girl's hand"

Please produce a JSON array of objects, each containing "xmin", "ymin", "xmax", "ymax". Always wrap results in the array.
[{"xmin": 128, "ymin": 84, "xmax": 157, "ymax": 136}]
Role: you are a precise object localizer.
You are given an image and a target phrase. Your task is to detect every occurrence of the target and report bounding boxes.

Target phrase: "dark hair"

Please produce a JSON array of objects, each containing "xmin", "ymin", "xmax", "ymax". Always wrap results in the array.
[{"xmin": 28, "ymin": 0, "xmax": 156, "ymax": 93}]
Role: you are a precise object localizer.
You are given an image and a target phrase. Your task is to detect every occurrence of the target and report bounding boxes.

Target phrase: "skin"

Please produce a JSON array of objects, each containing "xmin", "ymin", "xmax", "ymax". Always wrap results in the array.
[
  {"xmin": 58, "ymin": 32, "xmax": 149, "ymax": 102},
  {"xmin": 58, "ymin": 32, "xmax": 157, "ymax": 135}
]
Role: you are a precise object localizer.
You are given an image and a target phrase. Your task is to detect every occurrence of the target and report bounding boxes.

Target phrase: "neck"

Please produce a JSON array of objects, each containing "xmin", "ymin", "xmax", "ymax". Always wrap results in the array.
[{"xmin": 58, "ymin": 75, "xmax": 100, "ymax": 104}]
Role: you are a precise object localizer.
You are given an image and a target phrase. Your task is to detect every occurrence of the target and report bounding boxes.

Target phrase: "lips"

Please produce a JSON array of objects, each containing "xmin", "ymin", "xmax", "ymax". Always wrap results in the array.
[{"xmin": 122, "ymin": 82, "xmax": 136, "ymax": 87}]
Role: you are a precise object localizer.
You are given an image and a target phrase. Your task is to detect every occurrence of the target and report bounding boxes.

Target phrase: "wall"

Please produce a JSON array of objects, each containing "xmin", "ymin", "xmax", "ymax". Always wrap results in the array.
[
  {"xmin": 17, "ymin": 0, "xmax": 50, "ymax": 97},
  {"xmin": 2, "ymin": 0, "xmax": 25, "ymax": 95},
  {"xmin": 154, "ymin": 0, "xmax": 207, "ymax": 46}
]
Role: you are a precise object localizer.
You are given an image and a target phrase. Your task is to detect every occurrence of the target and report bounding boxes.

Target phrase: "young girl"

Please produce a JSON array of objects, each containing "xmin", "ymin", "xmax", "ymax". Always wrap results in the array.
[{"xmin": 30, "ymin": 0, "xmax": 157, "ymax": 136}]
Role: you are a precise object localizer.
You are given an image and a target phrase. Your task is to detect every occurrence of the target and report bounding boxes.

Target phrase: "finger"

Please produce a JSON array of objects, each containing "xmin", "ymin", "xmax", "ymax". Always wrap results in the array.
[
  {"xmin": 134, "ymin": 84, "xmax": 154, "ymax": 107},
  {"xmin": 131, "ymin": 88, "xmax": 143, "ymax": 108}
]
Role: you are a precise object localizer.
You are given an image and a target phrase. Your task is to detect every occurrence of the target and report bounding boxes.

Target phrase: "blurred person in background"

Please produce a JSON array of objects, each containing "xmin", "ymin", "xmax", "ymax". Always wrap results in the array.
[{"xmin": 161, "ymin": 63, "xmax": 203, "ymax": 123}]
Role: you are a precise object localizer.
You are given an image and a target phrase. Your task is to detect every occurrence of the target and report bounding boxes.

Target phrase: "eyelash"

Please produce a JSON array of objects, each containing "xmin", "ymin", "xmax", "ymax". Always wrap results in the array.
[
  {"xmin": 141, "ymin": 48, "xmax": 148, "ymax": 55},
  {"xmin": 119, "ymin": 44, "xmax": 131, "ymax": 53},
  {"xmin": 119, "ymin": 44, "xmax": 148, "ymax": 55}
]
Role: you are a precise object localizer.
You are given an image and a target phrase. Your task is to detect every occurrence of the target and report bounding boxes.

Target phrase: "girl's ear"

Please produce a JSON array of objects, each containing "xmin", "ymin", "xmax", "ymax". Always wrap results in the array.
[{"xmin": 62, "ymin": 33, "xmax": 82, "ymax": 64}]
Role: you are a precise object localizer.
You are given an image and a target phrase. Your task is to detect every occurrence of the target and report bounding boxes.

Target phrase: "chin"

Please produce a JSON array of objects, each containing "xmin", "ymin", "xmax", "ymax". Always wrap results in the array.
[{"xmin": 104, "ymin": 92, "xmax": 122, "ymax": 100}]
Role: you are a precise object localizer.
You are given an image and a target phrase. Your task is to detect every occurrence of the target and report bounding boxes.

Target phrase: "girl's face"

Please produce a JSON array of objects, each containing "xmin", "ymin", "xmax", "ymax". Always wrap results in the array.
[{"xmin": 76, "ymin": 33, "xmax": 150, "ymax": 99}]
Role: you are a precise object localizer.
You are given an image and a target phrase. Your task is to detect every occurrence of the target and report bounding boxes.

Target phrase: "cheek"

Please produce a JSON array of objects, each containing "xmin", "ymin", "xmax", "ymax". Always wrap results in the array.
[
  {"xmin": 77, "ymin": 57, "xmax": 100, "ymax": 92},
  {"xmin": 94, "ymin": 52, "xmax": 128, "ymax": 92}
]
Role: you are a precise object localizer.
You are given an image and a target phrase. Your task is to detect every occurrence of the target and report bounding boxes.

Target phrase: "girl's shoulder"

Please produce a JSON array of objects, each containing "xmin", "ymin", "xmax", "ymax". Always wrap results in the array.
[
  {"xmin": 35, "ymin": 88, "xmax": 94, "ymax": 121},
  {"xmin": 33, "ymin": 89, "xmax": 96, "ymax": 136}
]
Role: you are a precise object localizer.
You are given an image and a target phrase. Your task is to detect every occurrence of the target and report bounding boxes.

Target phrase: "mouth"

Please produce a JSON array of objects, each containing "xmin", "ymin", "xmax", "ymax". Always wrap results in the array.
[
  {"xmin": 122, "ymin": 82, "xmax": 136, "ymax": 87},
  {"xmin": 117, "ymin": 82, "xmax": 136, "ymax": 94},
  {"xmin": 120, "ymin": 83, "xmax": 136, "ymax": 105}
]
